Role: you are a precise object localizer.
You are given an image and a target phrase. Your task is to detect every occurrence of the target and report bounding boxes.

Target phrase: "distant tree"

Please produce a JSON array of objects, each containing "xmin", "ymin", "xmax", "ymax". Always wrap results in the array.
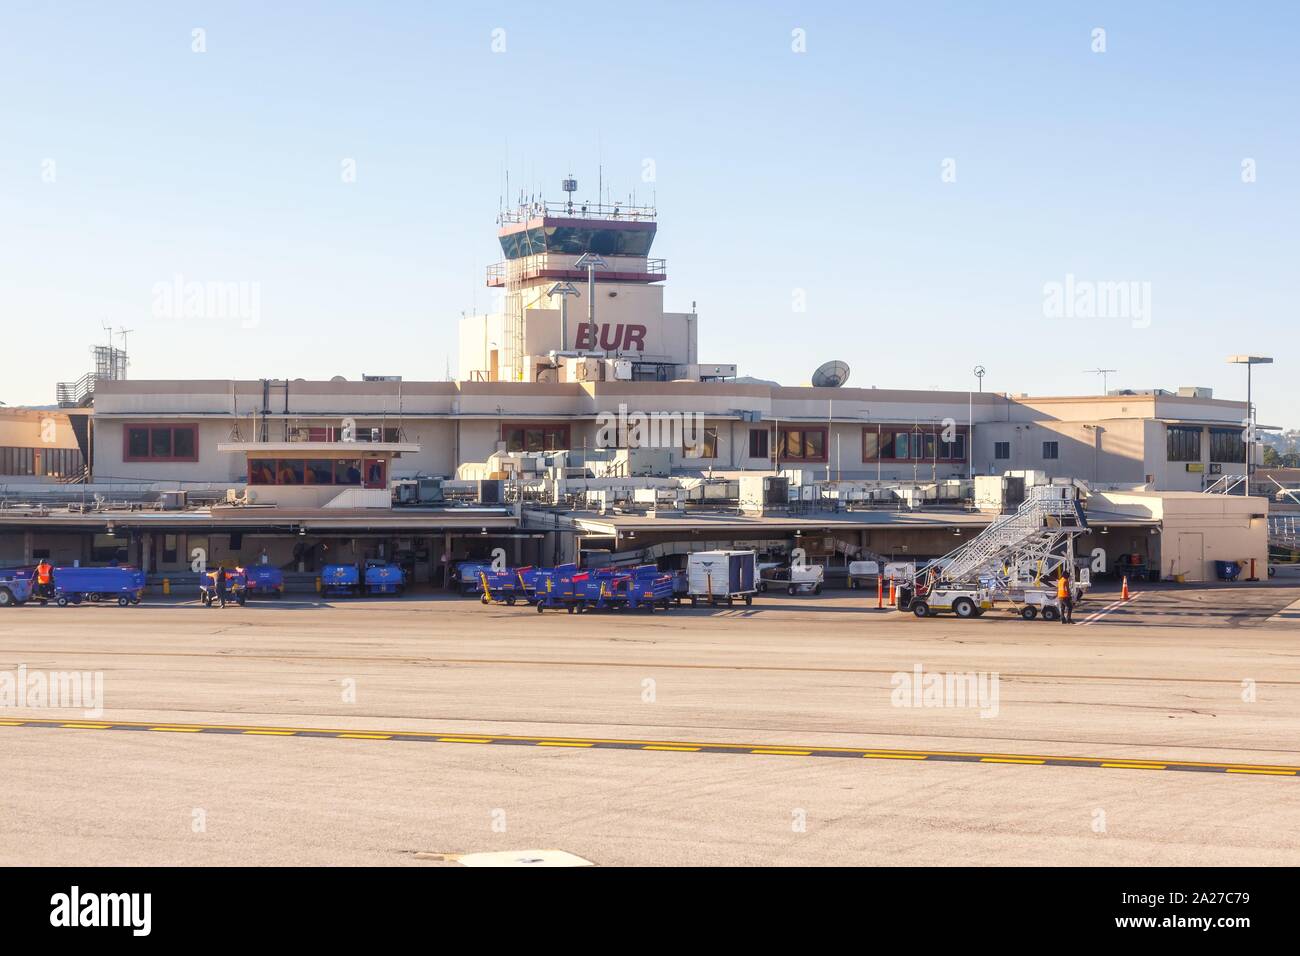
[{"xmin": 1270, "ymin": 447, "xmax": 1300, "ymax": 468}]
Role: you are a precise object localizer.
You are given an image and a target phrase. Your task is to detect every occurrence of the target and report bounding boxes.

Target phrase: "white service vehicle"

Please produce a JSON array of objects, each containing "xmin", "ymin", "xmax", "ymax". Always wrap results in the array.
[
  {"xmin": 757, "ymin": 562, "xmax": 825, "ymax": 595},
  {"xmin": 899, "ymin": 583, "xmax": 995, "ymax": 619},
  {"xmin": 847, "ymin": 560, "xmax": 879, "ymax": 589}
]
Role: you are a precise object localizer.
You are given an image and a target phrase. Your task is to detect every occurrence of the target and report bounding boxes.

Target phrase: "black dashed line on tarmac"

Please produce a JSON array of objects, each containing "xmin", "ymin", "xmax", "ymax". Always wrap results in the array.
[
  {"xmin": 922, "ymin": 754, "xmax": 979, "ymax": 763},
  {"xmin": 1162, "ymin": 763, "xmax": 1229, "ymax": 773}
]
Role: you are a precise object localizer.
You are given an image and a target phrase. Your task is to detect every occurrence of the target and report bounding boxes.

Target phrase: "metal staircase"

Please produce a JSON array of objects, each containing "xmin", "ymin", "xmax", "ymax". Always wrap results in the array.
[
  {"xmin": 921, "ymin": 486, "xmax": 1088, "ymax": 590},
  {"xmin": 1267, "ymin": 478, "xmax": 1300, "ymax": 554},
  {"xmin": 1270, "ymin": 515, "xmax": 1300, "ymax": 551}
]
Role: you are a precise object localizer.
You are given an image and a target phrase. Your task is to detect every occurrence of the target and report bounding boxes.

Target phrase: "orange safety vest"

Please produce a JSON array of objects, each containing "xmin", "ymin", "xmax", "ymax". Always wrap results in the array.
[
  {"xmin": 36, "ymin": 564, "xmax": 52, "ymax": 585},
  {"xmin": 1056, "ymin": 577, "xmax": 1069, "ymax": 600}
]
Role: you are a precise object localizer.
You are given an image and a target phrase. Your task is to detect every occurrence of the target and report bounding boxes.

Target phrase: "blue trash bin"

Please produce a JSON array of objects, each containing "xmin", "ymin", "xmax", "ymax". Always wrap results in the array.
[{"xmin": 1214, "ymin": 560, "xmax": 1241, "ymax": 581}]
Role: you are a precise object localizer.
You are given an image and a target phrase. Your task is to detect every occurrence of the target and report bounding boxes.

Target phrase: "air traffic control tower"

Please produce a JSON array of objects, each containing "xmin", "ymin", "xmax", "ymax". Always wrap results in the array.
[{"xmin": 458, "ymin": 178, "xmax": 709, "ymax": 384}]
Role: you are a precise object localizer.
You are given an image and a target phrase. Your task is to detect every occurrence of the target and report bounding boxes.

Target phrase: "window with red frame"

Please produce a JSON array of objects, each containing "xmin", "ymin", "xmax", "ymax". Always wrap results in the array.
[
  {"xmin": 125, "ymin": 424, "xmax": 199, "ymax": 462},
  {"xmin": 777, "ymin": 427, "xmax": 827, "ymax": 463}
]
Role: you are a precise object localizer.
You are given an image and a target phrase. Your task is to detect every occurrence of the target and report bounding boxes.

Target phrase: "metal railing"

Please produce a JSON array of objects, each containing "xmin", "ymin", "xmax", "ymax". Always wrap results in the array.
[
  {"xmin": 486, "ymin": 256, "xmax": 665, "ymax": 287},
  {"xmin": 56, "ymin": 373, "xmax": 96, "ymax": 407},
  {"xmin": 1270, "ymin": 515, "xmax": 1300, "ymax": 550},
  {"xmin": 1204, "ymin": 474, "xmax": 1247, "ymax": 495},
  {"xmin": 499, "ymin": 200, "xmax": 657, "ymax": 224}
]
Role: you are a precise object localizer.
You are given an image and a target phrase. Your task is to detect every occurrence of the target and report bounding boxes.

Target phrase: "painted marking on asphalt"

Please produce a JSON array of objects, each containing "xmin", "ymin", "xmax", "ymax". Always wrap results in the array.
[
  {"xmin": 1225, "ymin": 768, "xmax": 1296, "ymax": 776},
  {"xmin": 1265, "ymin": 598, "xmax": 1300, "ymax": 625},
  {"xmin": 61, "ymin": 723, "xmax": 111, "ymax": 730},
  {"xmin": 2, "ymin": 717, "xmax": 1296, "ymax": 778},
  {"xmin": 1081, "ymin": 592, "xmax": 1142, "ymax": 626},
  {"xmin": 863, "ymin": 752, "xmax": 927, "ymax": 760}
]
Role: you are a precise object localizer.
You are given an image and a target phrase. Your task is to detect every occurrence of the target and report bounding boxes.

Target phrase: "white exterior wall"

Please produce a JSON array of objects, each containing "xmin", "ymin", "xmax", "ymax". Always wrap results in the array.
[
  {"xmin": 87, "ymin": 379, "xmax": 1250, "ymax": 490},
  {"xmin": 975, "ymin": 419, "xmax": 1148, "ymax": 484},
  {"xmin": 1091, "ymin": 490, "xmax": 1268, "ymax": 582}
]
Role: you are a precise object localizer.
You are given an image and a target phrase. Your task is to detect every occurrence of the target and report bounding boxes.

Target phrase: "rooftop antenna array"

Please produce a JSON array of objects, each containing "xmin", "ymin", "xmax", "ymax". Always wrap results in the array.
[
  {"xmin": 562, "ymin": 174, "xmax": 578, "ymax": 214},
  {"xmin": 1085, "ymin": 368, "xmax": 1117, "ymax": 395}
]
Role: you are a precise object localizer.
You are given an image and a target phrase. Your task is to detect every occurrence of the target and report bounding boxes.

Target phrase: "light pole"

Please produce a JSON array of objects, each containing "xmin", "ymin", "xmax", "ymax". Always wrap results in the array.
[
  {"xmin": 1228, "ymin": 355, "xmax": 1273, "ymax": 495},
  {"xmin": 546, "ymin": 281, "xmax": 580, "ymax": 352},
  {"xmin": 969, "ymin": 365, "xmax": 985, "ymax": 480},
  {"xmin": 573, "ymin": 253, "xmax": 609, "ymax": 347}
]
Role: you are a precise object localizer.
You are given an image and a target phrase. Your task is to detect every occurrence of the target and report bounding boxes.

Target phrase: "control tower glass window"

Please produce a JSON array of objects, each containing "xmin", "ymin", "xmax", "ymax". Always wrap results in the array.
[{"xmin": 499, "ymin": 225, "xmax": 655, "ymax": 259}]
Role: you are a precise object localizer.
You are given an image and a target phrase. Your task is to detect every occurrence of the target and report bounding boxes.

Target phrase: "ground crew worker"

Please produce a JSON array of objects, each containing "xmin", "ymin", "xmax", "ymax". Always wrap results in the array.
[
  {"xmin": 212, "ymin": 567, "xmax": 227, "ymax": 608},
  {"xmin": 1056, "ymin": 571, "xmax": 1073, "ymax": 624},
  {"xmin": 35, "ymin": 559, "xmax": 54, "ymax": 601}
]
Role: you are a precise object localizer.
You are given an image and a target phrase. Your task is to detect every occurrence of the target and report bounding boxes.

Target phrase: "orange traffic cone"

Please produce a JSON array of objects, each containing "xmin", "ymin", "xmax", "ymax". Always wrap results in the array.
[
  {"xmin": 1121, "ymin": 576, "xmax": 1130, "ymax": 601},
  {"xmin": 888, "ymin": 580, "xmax": 896, "ymax": 606},
  {"xmin": 876, "ymin": 575, "xmax": 884, "ymax": 609}
]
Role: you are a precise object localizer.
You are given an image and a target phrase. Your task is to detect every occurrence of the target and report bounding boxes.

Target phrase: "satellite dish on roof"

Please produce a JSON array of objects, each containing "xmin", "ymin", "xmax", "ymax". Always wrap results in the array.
[{"xmin": 811, "ymin": 360, "xmax": 851, "ymax": 388}]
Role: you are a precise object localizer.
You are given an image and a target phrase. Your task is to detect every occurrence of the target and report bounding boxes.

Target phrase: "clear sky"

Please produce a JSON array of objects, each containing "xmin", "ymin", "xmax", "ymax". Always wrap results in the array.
[{"xmin": 2, "ymin": 1, "xmax": 1296, "ymax": 425}]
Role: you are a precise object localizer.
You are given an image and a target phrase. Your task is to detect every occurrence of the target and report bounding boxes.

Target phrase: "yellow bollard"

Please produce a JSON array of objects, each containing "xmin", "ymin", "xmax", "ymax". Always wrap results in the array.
[
  {"xmin": 315, "ymin": 577, "xmax": 322, "ymax": 593},
  {"xmin": 162, "ymin": 578, "xmax": 171, "ymax": 595}
]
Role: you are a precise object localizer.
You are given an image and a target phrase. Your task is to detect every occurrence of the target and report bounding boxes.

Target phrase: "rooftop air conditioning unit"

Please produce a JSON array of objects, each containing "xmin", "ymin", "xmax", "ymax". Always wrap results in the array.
[{"xmin": 159, "ymin": 491, "xmax": 187, "ymax": 511}]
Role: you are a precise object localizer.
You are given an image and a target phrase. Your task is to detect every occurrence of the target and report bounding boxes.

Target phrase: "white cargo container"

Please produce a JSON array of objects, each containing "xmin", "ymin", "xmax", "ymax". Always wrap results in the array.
[{"xmin": 687, "ymin": 550, "xmax": 757, "ymax": 606}]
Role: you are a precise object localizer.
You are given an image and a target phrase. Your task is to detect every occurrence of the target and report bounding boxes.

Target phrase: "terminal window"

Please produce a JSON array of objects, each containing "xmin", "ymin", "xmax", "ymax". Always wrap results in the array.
[
  {"xmin": 124, "ymin": 424, "xmax": 199, "ymax": 462},
  {"xmin": 1042, "ymin": 441, "xmax": 1059, "ymax": 460},
  {"xmin": 994, "ymin": 441, "xmax": 1010, "ymax": 460},
  {"xmin": 501, "ymin": 424, "xmax": 570, "ymax": 453},
  {"xmin": 865, "ymin": 427, "xmax": 967, "ymax": 462},
  {"xmin": 1210, "ymin": 427, "xmax": 1245, "ymax": 463},
  {"xmin": 247, "ymin": 458, "xmax": 362, "ymax": 485},
  {"xmin": 1167, "ymin": 425, "xmax": 1202, "ymax": 462},
  {"xmin": 682, "ymin": 427, "xmax": 718, "ymax": 459},
  {"xmin": 0, "ymin": 446, "xmax": 85, "ymax": 477},
  {"xmin": 749, "ymin": 428, "xmax": 769, "ymax": 460},
  {"xmin": 778, "ymin": 427, "xmax": 827, "ymax": 463}
]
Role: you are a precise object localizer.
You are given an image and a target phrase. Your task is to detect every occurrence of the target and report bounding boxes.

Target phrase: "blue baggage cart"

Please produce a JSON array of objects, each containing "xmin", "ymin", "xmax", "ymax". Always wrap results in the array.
[
  {"xmin": 364, "ymin": 561, "xmax": 406, "ymax": 596},
  {"xmin": 571, "ymin": 568, "xmax": 633, "ymax": 612},
  {"xmin": 454, "ymin": 560, "xmax": 493, "ymax": 594},
  {"xmin": 478, "ymin": 566, "xmax": 529, "ymax": 605},
  {"xmin": 245, "ymin": 565, "xmax": 285, "ymax": 598},
  {"xmin": 0, "ymin": 568, "xmax": 34, "ymax": 607},
  {"xmin": 46, "ymin": 566, "xmax": 146, "ymax": 607},
  {"xmin": 321, "ymin": 563, "xmax": 361, "ymax": 597},
  {"xmin": 625, "ymin": 565, "xmax": 675, "ymax": 612},
  {"xmin": 529, "ymin": 563, "xmax": 580, "ymax": 613}
]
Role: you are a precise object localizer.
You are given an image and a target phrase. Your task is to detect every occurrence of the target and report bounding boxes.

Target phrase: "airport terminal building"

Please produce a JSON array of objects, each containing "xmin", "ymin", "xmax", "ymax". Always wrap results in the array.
[{"xmin": 0, "ymin": 191, "xmax": 1273, "ymax": 585}]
